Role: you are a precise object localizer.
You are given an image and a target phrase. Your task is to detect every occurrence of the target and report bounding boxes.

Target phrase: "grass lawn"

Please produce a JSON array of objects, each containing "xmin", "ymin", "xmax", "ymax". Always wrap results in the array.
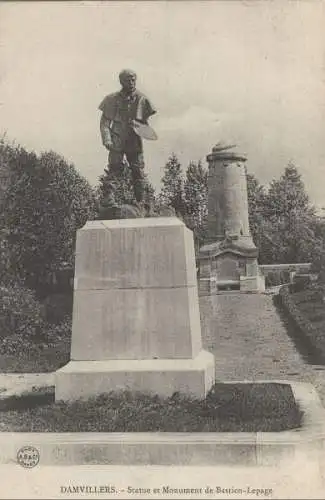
[{"xmin": 0, "ymin": 383, "xmax": 302, "ymax": 433}]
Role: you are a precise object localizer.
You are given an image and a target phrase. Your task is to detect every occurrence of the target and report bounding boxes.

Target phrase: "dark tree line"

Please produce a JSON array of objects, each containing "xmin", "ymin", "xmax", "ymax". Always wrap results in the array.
[
  {"xmin": 0, "ymin": 138, "xmax": 97, "ymax": 292},
  {"xmin": 246, "ymin": 164, "xmax": 324, "ymax": 265}
]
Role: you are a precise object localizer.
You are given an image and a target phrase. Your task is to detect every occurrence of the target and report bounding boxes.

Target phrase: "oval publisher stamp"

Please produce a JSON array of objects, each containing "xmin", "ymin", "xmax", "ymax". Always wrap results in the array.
[{"xmin": 17, "ymin": 446, "xmax": 40, "ymax": 468}]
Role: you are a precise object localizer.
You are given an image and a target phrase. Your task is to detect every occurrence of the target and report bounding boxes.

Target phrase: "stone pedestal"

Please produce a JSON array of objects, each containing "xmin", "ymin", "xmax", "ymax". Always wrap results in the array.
[{"xmin": 55, "ymin": 217, "xmax": 215, "ymax": 401}]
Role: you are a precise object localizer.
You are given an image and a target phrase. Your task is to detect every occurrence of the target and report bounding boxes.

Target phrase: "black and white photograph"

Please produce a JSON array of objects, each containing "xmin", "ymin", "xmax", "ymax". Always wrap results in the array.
[{"xmin": 0, "ymin": 1, "xmax": 325, "ymax": 498}]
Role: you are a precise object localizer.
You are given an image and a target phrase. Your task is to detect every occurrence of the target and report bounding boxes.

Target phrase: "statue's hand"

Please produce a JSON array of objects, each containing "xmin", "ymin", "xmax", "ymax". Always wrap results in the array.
[{"xmin": 104, "ymin": 141, "xmax": 113, "ymax": 151}]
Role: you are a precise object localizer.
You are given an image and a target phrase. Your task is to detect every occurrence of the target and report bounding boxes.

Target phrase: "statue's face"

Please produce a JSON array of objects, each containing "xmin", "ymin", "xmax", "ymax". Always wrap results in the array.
[{"xmin": 120, "ymin": 73, "xmax": 136, "ymax": 93}]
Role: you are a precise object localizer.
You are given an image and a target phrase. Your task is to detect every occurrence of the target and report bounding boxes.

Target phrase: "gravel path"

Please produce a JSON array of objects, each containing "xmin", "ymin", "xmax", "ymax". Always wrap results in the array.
[
  {"xmin": 200, "ymin": 293, "xmax": 325, "ymax": 405},
  {"xmin": 0, "ymin": 373, "xmax": 54, "ymax": 398}
]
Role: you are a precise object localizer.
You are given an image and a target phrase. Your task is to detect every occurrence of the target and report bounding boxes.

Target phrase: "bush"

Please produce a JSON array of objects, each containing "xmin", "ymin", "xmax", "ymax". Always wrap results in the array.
[
  {"xmin": 278, "ymin": 285, "xmax": 325, "ymax": 362},
  {"xmin": 46, "ymin": 319, "xmax": 72, "ymax": 346},
  {"xmin": 265, "ymin": 270, "xmax": 290, "ymax": 288},
  {"xmin": 41, "ymin": 292, "xmax": 73, "ymax": 324},
  {"xmin": 290, "ymin": 274, "xmax": 312, "ymax": 293},
  {"xmin": 1, "ymin": 142, "xmax": 98, "ymax": 289},
  {"xmin": 0, "ymin": 283, "xmax": 45, "ymax": 345},
  {"xmin": 0, "ymin": 317, "xmax": 72, "ymax": 371}
]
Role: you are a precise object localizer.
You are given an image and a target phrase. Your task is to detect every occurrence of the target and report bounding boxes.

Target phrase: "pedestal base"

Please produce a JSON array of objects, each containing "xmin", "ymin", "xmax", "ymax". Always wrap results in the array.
[
  {"xmin": 55, "ymin": 351, "xmax": 215, "ymax": 402},
  {"xmin": 198, "ymin": 277, "xmax": 217, "ymax": 295}
]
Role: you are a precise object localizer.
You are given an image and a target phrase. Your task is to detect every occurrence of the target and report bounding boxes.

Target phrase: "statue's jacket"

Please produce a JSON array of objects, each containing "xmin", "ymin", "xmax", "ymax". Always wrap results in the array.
[{"xmin": 99, "ymin": 90, "xmax": 156, "ymax": 152}]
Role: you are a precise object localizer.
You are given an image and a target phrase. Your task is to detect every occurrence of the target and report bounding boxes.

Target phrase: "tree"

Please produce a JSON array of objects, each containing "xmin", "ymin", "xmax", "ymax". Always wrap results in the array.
[
  {"xmin": 1, "ymin": 141, "xmax": 98, "ymax": 290},
  {"xmin": 159, "ymin": 154, "xmax": 186, "ymax": 216},
  {"xmin": 245, "ymin": 172, "xmax": 277, "ymax": 263},
  {"xmin": 261, "ymin": 164, "xmax": 319, "ymax": 263},
  {"xmin": 246, "ymin": 172, "xmax": 266, "ymax": 247},
  {"xmin": 311, "ymin": 217, "xmax": 325, "ymax": 285},
  {"xmin": 99, "ymin": 161, "xmax": 156, "ymax": 209},
  {"xmin": 184, "ymin": 160, "xmax": 208, "ymax": 250},
  {"xmin": 99, "ymin": 161, "xmax": 136, "ymax": 207}
]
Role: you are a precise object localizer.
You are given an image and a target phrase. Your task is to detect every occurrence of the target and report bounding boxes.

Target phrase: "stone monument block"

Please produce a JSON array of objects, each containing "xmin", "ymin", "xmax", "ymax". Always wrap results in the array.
[{"xmin": 55, "ymin": 217, "xmax": 215, "ymax": 401}]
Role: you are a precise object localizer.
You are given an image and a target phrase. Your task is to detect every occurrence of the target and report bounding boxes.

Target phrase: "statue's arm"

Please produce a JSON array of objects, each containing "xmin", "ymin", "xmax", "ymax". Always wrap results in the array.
[
  {"xmin": 144, "ymin": 99, "xmax": 157, "ymax": 124},
  {"xmin": 136, "ymin": 95, "xmax": 157, "ymax": 124},
  {"xmin": 100, "ymin": 114, "xmax": 112, "ymax": 149}
]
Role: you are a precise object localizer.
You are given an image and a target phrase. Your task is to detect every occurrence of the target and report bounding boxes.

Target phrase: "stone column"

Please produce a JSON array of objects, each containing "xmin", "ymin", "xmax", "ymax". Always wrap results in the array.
[
  {"xmin": 206, "ymin": 144, "xmax": 252, "ymax": 244},
  {"xmin": 55, "ymin": 217, "xmax": 215, "ymax": 401},
  {"xmin": 199, "ymin": 144, "xmax": 265, "ymax": 293}
]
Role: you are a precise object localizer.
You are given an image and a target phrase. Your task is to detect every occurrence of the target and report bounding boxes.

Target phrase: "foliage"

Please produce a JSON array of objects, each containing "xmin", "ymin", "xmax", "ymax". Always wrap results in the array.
[
  {"xmin": 99, "ymin": 162, "xmax": 135, "ymax": 206},
  {"xmin": 246, "ymin": 173, "xmax": 266, "ymax": 248},
  {"xmin": 183, "ymin": 160, "xmax": 208, "ymax": 250},
  {"xmin": 41, "ymin": 292, "xmax": 73, "ymax": 324},
  {"xmin": 289, "ymin": 275, "xmax": 312, "ymax": 293},
  {"xmin": 278, "ymin": 285, "xmax": 325, "ymax": 364},
  {"xmin": 0, "ymin": 323, "xmax": 71, "ymax": 372},
  {"xmin": 245, "ymin": 164, "xmax": 323, "ymax": 265},
  {"xmin": 0, "ymin": 232, "xmax": 14, "ymax": 284},
  {"xmin": 0, "ymin": 283, "xmax": 45, "ymax": 345},
  {"xmin": 264, "ymin": 270, "xmax": 290, "ymax": 288},
  {"xmin": 156, "ymin": 159, "xmax": 322, "ymax": 265},
  {"xmin": 311, "ymin": 218, "xmax": 325, "ymax": 285},
  {"xmin": 260, "ymin": 164, "xmax": 319, "ymax": 263},
  {"xmin": 0, "ymin": 140, "xmax": 98, "ymax": 289},
  {"xmin": 99, "ymin": 162, "xmax": 156, "ymax": 209},
  {"xmin": 0, "ymin": 280, "xmax": 71, "ymax": 364},
  {"xmin": 45, "ymin": 318, "xmax": 72, "ymax": 346},
  {"xmin": 158, "ymin": 153, "xmax": 186, "ymax": 216}
]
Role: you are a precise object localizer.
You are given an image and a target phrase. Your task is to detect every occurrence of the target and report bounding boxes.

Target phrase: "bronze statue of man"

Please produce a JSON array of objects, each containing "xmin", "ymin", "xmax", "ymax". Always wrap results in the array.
[{"xmin": 98, "ymin": 69, "xmax": 156, "ymax": 207}]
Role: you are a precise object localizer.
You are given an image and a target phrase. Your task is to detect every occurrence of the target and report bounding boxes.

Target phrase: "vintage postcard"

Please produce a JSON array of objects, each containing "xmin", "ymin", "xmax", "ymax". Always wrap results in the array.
[{"xmin": 0, "ymin": 1, "xmax": 325, "ymax": 498}]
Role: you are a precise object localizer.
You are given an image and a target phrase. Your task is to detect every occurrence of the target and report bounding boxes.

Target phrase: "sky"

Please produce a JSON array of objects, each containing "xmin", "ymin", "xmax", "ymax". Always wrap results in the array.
[{"xmin": 1, "ymin": 1, "xmax": 325, "ymax": 210}]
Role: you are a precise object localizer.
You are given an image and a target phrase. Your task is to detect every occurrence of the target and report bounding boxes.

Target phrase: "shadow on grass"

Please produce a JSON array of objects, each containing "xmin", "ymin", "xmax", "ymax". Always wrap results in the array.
[
  {"xmin": 0, "ymin": 386, "xmax": 55, "ymax": 412},
  {"xmin": 0, "ymin": 383, "xmax": 303, "ymax": 433}
]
